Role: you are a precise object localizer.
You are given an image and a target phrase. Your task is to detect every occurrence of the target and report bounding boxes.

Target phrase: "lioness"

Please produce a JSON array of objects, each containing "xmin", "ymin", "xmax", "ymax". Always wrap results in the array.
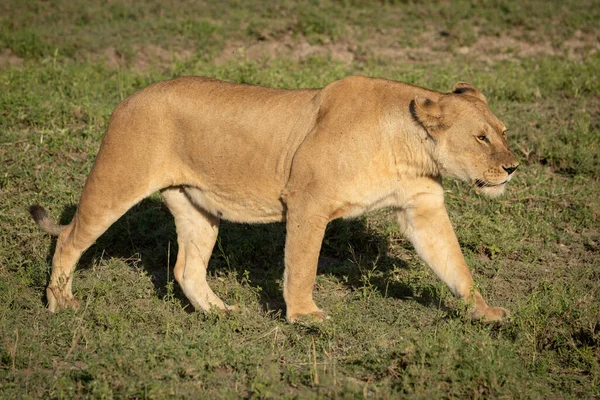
[{"xmin": 30, "ymin": 76, "xmax": 518, "ymax": 322}]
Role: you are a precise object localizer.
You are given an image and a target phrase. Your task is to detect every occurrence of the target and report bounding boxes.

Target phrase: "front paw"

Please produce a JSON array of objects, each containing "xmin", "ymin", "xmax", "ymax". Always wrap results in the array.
[{"xmin": 287, "ymin": 309, "xmax": 330, "ymax": 324}]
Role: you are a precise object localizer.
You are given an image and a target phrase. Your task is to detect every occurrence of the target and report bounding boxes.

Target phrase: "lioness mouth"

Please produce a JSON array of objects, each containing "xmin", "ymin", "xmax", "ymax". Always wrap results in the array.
[{"xmin": 474, "ymin": 179, "xmax": 506, "ymax": 188}]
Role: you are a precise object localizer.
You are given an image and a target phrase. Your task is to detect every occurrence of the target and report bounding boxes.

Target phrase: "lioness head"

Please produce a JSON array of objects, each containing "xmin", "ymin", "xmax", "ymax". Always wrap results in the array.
[{"xmin": 411, "ymin": 82, "xmax": 519, "ymax": 197}]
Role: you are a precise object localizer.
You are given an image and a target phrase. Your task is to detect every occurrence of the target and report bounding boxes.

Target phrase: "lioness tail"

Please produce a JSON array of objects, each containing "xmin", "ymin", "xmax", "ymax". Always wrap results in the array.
[{"xmin": 29, "ymin": 205, "xmax": 65, "ymax": 236}]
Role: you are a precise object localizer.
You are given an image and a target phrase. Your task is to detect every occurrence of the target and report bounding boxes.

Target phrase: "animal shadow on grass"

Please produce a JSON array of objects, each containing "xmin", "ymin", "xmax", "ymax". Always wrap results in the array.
[{"xmin": 46, "ymin": 198, "xmax": 444, "ymax": 317}]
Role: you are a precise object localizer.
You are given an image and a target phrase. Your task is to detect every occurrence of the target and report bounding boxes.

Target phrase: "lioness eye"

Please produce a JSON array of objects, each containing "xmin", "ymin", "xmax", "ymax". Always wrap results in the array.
[{"xmin": 477, "ymin": 135, "xmax": 487, "ymax": 142}]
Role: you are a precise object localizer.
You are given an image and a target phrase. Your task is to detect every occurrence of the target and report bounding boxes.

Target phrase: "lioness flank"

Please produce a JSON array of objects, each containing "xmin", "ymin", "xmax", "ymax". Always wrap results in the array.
[{"xmin": 30, "ymin": 76, "xmax": 518, "ymax": 322}]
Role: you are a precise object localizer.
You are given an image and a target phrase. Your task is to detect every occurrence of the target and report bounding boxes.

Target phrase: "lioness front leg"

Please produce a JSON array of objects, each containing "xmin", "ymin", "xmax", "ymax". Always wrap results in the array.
[
  {"xmin": 398, "ymin": 195, "xmax": 509, "ymax": 322},
  {"xmin": 283, "ymin": 202, "xmax": 330, "ymax": 322}
]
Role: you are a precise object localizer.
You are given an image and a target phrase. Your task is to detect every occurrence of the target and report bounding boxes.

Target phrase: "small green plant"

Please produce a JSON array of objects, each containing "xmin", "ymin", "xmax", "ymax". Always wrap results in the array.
[
  {"xmin": 0, "ymin": 27, "xmax": 50, "ymax": 58},
  {"xmin": 295, "ymin": 5, "xmax": 342, "ymax": 43}
]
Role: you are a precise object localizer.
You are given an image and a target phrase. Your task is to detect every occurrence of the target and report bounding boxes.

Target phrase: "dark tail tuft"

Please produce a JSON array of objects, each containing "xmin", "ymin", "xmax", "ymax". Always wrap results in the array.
[
  {"xmin": 29, "ymin": 204, "xmax": 65, "ymax": 236},
  {"xmin": 29, "ymin": 204, "xmax": 48, "ymax": 223}
]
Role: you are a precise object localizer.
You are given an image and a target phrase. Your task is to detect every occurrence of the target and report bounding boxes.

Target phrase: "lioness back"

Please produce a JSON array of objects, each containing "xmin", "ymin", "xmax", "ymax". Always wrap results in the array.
[{"xmin": 97, "ymin": 77, "xmax": 321, "ymax": 222}]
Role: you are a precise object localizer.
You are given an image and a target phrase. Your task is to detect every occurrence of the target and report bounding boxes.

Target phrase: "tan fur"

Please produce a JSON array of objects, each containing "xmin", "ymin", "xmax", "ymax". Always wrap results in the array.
[{"xmin": 30, "ymin": 76, "xmax": 518, "ymax": 322}]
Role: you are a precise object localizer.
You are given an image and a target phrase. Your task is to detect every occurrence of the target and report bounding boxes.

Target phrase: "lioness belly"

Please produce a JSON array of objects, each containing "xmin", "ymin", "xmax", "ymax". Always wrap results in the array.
[{"xmin": 182, "ymin": 185, "xmax": 285, "ymax": 223}]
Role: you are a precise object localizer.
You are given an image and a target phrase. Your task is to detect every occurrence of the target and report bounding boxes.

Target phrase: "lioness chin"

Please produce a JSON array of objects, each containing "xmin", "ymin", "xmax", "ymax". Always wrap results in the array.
[{"xmin": 30, "ymin": 75, "xmax": 518, "ymax": 323}]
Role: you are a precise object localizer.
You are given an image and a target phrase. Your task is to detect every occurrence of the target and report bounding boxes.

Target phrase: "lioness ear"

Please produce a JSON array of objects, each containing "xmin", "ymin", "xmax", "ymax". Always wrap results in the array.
[
  {"xmin": 452, "ymin": 82, "xmax": 487, "ymax": 103},
  {"xmin": 410, "ymin": 96, "xmax": 444, "ymax": 134}
]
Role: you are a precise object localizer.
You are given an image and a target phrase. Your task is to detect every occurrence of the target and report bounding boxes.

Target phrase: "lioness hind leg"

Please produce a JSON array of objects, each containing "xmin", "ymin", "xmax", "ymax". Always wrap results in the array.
[
  {"xmin": 48, "ymin": 195, "xmax": 142, "ymax": 312},
  {"xmin": 48, "ymin": 221, "xmax": 84, "ymax": 312},
  {"xmin": 162, "ymin": 187, "xmax": 232, "ymax": 312}
]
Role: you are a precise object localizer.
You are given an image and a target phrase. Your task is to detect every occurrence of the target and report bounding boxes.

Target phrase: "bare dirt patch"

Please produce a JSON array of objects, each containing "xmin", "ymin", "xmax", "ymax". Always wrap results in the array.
[
  {"xmin": 215, "ymin": 28, "xmax": 600, "ymax": 66},
  {"xmin": 215, "ymin": 35, "xmax": 356, "ymax": 65},
  {"xmin": 561, "ymin": 29, "xmax": 600, "ymax": 59},
  {"xmin": 102, "ymin": 46, "xmax": 126, "ymax": 69},
  {"xmin": 40, "ymin": 27, "xmax": 599, "ymax": 73},
  {"xmin": 366, "ymin": 28, "xmax": 450, "ymax": 63},
  {"xmin": 369, "ymin": 28, "xmax": 599, "ymax": 63},
  {"xmin": 464, "ymin": 35, "xmax": 558, "ymax": 62},
  {"xmin": 98, "ymin": 45, "xmax": 193, "ymax": 72},
  {"xmin": 0, "ymin": 49, "xmax": 24, "ymax": 68},
  {"xmin": 132, "ymin": 44, "xmax": 193, "ymax": 72}
]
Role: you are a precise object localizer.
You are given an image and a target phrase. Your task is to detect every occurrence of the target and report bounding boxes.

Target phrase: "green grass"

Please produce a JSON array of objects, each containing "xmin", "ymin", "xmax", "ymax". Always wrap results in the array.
[{"xmin": 1, "ymin": 0, "xmax": 599, "ymax": 398}]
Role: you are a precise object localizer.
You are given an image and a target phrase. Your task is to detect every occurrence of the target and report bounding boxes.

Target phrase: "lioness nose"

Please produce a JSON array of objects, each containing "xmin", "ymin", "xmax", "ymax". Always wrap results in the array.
[{"xmin": 503, "ymin": 164, "xmax": 518, "ymax": 175}]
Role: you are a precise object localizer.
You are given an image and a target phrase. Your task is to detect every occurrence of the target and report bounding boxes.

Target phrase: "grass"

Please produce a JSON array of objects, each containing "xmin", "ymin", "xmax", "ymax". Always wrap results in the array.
[{"xmin": 1, "ymin": 0, "xmax": 599, "ymax": 398}]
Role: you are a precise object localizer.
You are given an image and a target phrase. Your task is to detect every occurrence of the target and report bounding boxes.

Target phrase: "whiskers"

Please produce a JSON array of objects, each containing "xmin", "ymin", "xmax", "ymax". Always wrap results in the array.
[{"xmin": 474, "ymin": 178, "xmax": 490, "ymax": 188}]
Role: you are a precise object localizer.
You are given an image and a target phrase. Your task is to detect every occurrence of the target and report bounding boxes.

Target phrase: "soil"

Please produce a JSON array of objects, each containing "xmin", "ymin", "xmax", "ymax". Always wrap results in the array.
[
  {"xmin": 100, "ymin": 45, "xmax": 193, "ymax": 72},
  {"xmin": 215, "ymin": 35, "xmax": 356, "ymax": 65},
  {"xmin": 1, "ymin": 27, "xmax": 597, "ymax": 71},
  {"xmin": 0, "ymin": 48, "xmax": 24, "ymax": 68},
  {"xmin": 214, "ymin": 28, "xmax": 599, "ymax": 65}
]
